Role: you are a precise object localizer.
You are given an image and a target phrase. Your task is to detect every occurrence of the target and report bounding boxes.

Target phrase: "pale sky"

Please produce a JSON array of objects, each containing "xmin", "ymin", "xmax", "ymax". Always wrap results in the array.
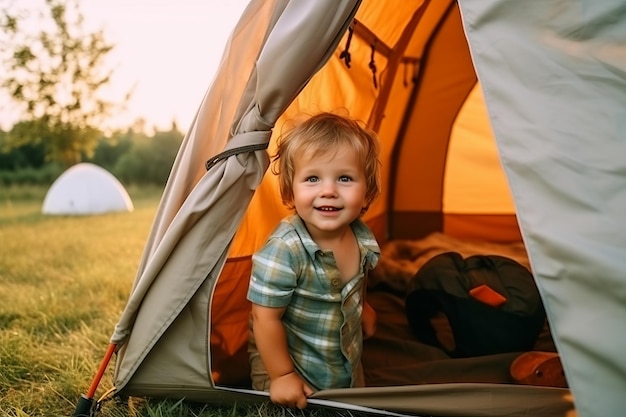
[{"xmin": 1, "ymin": 0, "xmax": 250, "ymax": 133}]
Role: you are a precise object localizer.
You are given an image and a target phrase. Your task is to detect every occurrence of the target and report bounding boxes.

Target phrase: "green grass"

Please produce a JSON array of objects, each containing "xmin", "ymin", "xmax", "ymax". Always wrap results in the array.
[
  {"xmin": 0, "ymin": 185, "xmax": 161, "ymax": 416},
  {"xmin": 0, "ymin": 186, "xmax": 371, "ymax": 417}
]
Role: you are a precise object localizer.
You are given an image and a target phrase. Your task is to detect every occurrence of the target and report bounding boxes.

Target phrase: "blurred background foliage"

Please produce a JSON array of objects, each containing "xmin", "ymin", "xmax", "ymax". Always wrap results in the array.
[
  {"xmin": 0, "ymin": 0, "xmax": 185, "ymax": 188},
  {"xmin": 0, "ymin": 124, "xmax": 184, "ymax": 187}
]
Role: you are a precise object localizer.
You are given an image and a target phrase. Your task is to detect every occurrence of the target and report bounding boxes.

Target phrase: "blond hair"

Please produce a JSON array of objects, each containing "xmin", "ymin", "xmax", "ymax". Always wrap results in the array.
[{"xmin": 272, "ymin": 112, "xmax": 381, "ymax": 212}]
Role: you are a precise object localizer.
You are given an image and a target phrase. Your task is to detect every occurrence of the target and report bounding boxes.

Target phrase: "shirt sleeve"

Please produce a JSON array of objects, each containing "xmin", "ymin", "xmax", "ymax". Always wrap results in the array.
[{"xmin": 247, "ymin": 237, "xmax": 299, "ymax": 308}]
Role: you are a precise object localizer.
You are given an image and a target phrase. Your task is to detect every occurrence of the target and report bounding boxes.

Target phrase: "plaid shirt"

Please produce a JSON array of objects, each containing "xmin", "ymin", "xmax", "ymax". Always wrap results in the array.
[{"xmin": 247, "ymin": 214, "xmax": 380, "ymax": 390}]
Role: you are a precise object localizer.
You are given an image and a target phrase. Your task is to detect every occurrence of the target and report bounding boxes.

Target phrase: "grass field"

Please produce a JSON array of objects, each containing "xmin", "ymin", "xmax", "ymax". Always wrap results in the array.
[
  {"xmin": 0, "ymin": 186, "xmax": 362, "ymax": 417},
  {"xmin": 0, "ymin": 185, "xmax": 160, "ymax": 416}
]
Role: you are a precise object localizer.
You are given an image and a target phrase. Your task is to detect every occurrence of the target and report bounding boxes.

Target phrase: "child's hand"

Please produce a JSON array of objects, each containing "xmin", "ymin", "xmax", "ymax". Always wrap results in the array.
[
  {"xmin": 269, "ymin": 372, "xmax": 314, "ymax": 409},
  {"xmin": 361, "ymin": 301, "xmax": 377, "ymax": 339}
]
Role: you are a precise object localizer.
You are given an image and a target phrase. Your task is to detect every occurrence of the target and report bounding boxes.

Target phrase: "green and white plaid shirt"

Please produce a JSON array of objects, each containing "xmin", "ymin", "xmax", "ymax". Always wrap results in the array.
[{"xmin": 247, "ymin": 214, "xmax": 380, "ymax": 390}]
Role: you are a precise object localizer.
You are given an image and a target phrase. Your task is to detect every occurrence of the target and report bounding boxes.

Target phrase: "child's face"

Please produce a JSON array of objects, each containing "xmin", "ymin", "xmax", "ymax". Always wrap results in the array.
[{"xmin": 291, "ymin": 145, "xmax": 367, "ymax": 240}]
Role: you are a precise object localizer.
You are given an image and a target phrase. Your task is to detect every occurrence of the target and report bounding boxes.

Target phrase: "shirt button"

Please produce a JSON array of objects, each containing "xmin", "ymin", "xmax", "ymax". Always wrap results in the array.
[{"xmin": 331, "ymin": 278, "xmax": 340, "ymax": 286}]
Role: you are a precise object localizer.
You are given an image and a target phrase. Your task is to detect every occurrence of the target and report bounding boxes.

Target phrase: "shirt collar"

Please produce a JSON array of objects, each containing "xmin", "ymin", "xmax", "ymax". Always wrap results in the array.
[{"xmin": 287, "ymin": 214, "xmax": 380, "ymax": 264}]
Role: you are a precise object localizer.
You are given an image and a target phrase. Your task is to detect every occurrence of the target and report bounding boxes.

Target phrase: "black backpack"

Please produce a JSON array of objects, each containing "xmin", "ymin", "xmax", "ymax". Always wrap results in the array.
[{"xmin": 405, "ymin": 252, "xmax": 545, "ymax": 358}]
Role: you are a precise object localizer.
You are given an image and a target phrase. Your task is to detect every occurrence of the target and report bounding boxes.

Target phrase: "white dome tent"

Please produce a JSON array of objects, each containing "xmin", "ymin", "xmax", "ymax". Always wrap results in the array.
[{"xmin": 42, "ymin": 163, "xmax": 133, "ymax": 215}]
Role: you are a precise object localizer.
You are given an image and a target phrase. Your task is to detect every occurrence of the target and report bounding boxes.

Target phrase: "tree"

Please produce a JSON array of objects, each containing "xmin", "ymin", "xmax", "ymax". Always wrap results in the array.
[
  {"xmin": 0, "ymin": 0, "xmax": 129, "ymax": 167},
  {"xmin": 114, "ymin": 123, "xmax": 183, "ymax": 186},
  {"xmin": 0, "ymin": 123, "xmax": 46, "ymax": 170}
]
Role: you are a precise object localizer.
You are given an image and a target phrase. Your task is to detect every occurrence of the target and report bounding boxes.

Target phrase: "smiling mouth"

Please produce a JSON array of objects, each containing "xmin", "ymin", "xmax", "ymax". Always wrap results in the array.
[{"xmin": 316, "ymin": 206, "xmax": 341, "ymax": 211}]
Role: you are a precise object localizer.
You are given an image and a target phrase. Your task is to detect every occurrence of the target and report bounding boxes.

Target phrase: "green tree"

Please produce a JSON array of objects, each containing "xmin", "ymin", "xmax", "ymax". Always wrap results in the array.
[
  {"xmin": 90, "ymin": 132, "xmax": 133, "ymax": 172},
  {"xmin": 115, "ymin": 123, "xmax": 183, "ymax": 186},
  {"xmin": 0, "ymin": 0, "xmax": 129, "ymax": 167},
  {"xmin": 0, "ymin": 125, "xmax": 46, "ymax": 170}
]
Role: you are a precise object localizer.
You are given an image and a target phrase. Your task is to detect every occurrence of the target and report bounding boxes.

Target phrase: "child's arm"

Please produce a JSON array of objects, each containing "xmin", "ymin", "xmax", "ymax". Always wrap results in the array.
[{"xmin": 251, "ymin": 303, "xmax": 314, "ymax": 409}]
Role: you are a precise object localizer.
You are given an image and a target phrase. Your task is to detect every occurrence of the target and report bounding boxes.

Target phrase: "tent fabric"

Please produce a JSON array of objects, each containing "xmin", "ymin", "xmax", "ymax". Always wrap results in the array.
[
  {"xmin": 102, "ymin": 0, "xmax": 626, "ymax": 416},
  {"xmin": 458, "ymin": 1, "xmax": 626, "ymax": 416},
  {"xmin": 42, "ymin": 162, "xmax": 133, "ymax": 215},
  {"xmin": 444, "ymin": 84, "xmax": 515, "ymax": 215}
]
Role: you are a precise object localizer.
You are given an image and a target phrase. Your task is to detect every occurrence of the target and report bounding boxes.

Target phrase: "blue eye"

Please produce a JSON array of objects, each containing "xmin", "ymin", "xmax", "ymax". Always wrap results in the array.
[
  {"xmin": 339, "ymin": 176, "xmax": 352, "ymax": 182},
  {"xmin": 306, "ymin": 176, "xmax": 319, "ymax": 183}
]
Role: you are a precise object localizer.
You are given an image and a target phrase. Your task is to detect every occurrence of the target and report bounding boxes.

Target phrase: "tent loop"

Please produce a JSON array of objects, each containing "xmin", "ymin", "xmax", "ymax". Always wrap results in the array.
[
  {"xmin": 369, "ymin": 39, "xmax": 378, "ymax": 88},
  {"xmin": 93, "ymin": 386, "xmax": 117, "ymax": 414},
  {"xmin": 403, "ymin": 59, "xmax": 409, "ymax": 87},
  {"xmin": 400, "ymin": 57, "xmax": 420, "ymax": 87},
  {"xmin": 205, "ymin": 142, "xmax": 269, "ymax": 171},
  {"xmin": 339, "ymin": 21, "xmax": 355, "ymax": 68}
]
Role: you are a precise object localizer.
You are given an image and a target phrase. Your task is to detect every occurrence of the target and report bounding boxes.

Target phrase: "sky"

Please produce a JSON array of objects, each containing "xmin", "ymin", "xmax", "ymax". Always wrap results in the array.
[{"xmin": 1, "ymin": 0, "xmax": 250, "ymax": 133}]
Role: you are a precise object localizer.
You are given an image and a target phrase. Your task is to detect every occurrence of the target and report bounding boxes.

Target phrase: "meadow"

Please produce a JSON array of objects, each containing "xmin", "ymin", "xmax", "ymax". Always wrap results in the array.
[
  {"xmin": 0, "ymin": 186, "xmax": 243, "ymax": 417},
  {"xmin": 0, "ymin": 185, "xmax": 151, "ymax": 416}
]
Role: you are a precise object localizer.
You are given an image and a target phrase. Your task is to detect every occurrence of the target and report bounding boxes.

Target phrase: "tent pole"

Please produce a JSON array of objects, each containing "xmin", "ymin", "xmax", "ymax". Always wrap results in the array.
[{"xmin": 71, "ymin": 343, "xmax": 117, "ymax": 417}]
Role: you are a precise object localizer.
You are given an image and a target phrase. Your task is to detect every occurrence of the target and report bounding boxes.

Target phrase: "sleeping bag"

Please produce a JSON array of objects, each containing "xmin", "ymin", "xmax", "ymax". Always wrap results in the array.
[{"xmin": 405, "ymin": 252, "xmax": 545, "ymax": 358}]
